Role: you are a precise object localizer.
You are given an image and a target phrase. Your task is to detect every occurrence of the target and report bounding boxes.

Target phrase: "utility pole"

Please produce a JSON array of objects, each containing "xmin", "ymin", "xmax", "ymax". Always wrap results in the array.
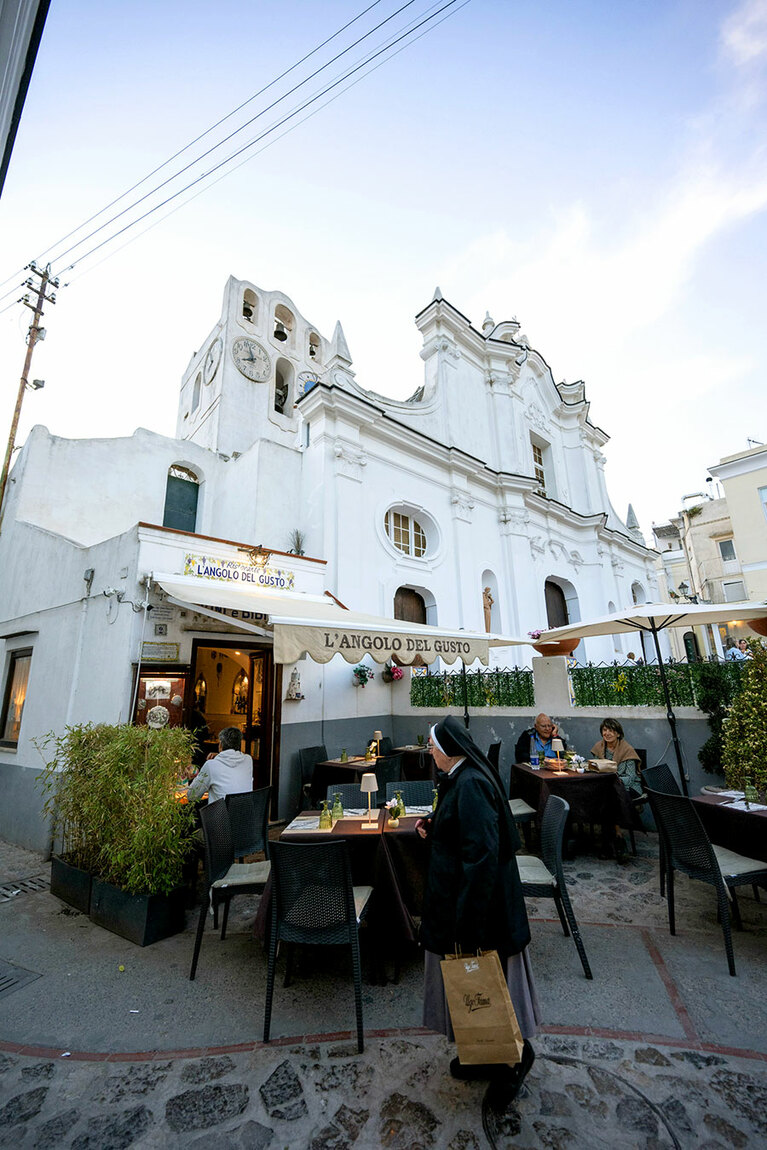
[{"xmin": 0, "ymin": 263, "xmax": 58, "ymax": 525}]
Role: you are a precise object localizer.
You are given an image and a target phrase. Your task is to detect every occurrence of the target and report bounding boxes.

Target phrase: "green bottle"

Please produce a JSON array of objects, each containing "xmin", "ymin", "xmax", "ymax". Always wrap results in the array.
[
  {"xmin": 331, "ymin": 792, "xmax": 344, "ymax": 823},
  {"xmin": 395, "ymin": 790, "xmax": 406, "ymax": 818},
  {"xmin": 319, "ymin": 800, "xmax": 332, "ymax": 830},
  {"xmin": 744, "ymin": 777, "xmax": 758, "ymax": 807}
]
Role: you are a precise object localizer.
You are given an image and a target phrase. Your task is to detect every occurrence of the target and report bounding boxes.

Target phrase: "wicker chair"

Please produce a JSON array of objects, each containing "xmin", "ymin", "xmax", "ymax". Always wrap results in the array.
[
  {"xmin": 503, "ymin": 761, "xmax": 536, "ymax": 849},
  {"xmin": 644, "ymin": 786, "xmax": 767, "ymax": 976},
  {"xmin": 189, "ymin": 799, "xmax": 270, "ymax": 980},
  {"xmin": 374, "ymin": 754, "xmax": 403, "ymax": 792},
  {"xmin": 642, "ymin": 763, "xmax": 680, "ymax": 895},
  {"xmin": 264, "ymin": 839, "xmax": 373, "ymax": 1052},
  {"xmin": 517, "ymin": 794, "xmax": 593, "ymax": 979},
  {"xmin": 297, "ymin": 744, "xmax": 328, "ymax": 809},
  {"xmin": 225, "ymin": 787, "xmax": 270, "ymax": 862},
  {"xmin": 325, "ymin": 782, "xmax": 374, "ymax": 810},
  {"xmin": 385, "ymin": 778, "xmax": 434, "ymax": 807}
]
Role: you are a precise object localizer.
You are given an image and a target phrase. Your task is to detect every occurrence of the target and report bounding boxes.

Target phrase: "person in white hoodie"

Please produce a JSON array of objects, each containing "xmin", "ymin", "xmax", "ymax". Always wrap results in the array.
[{"xmin": 187, "ymin": 726, "xmax": 252, "ymax": 803}]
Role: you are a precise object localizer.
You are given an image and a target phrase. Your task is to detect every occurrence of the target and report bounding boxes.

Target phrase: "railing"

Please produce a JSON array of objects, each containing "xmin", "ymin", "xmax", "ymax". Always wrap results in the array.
[
  {"xmin": 410, "ymin": 667, "xmax": 535, "ymax": 709},
  {"xmin": 570, "ymin": 659, "xmax": 746, "ymax": 709}
]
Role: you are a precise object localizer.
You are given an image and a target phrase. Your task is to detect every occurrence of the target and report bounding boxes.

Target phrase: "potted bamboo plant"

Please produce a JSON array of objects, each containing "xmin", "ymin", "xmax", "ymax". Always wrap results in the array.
[{"xmin": 40, "ymin": 723, "xmax": 196, "ymax": 945}]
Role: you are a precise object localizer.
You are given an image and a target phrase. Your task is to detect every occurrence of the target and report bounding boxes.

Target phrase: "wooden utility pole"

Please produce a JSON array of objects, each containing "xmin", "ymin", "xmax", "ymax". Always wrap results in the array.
[{"xmin": 0, "ymin": 263, "xmax": 58, "ymax": 524}]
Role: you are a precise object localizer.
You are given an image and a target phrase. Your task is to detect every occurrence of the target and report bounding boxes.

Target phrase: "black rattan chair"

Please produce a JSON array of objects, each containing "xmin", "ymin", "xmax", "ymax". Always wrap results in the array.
[
  {"xmin": 264, "ymin": 839, "xmax": 373, "ymax": 1052},
  {"xmin": 644, "ymin": 786, "xmax": 767, "ymax": 976},
  {"xmin": 505, "ymin": 762, "xmax": 536, "ymax": 849},
  {"xmin": 189, "ymin": 799, "xmax": 270, "ymax": 980},
  {"xmin": 325, "ymin": 782, "xmax": 372, "ymax": 810},
  {"xmin": 370, "ymin": 735, "xmax": 394, "ymax": 757},
  {"xmin": 517, "ymin": 794, "xmax": 593, "ymax": 979},
  {"xmin": 225, "ymin": 787, "xmax": 270, "ymax": 862},
  {"xmin": 298, "ymin": 744, "xmax": 328, "ymax": 808},
  {"xmin": 385, "ymin": 778, "xmax": 434, "ymax": 807},
  {"xmin": 643, "ymin": 763, "xmax": 680, "ymax": 894},
  {"xmin": 374, "ymin": 754, "xmax": 403, "ymax": 792}
]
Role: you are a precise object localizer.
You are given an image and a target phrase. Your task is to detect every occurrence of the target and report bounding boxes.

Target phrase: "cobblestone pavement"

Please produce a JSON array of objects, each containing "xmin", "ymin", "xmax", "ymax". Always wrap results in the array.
[{"xmin": 1, "ymin": 837, "xmax": 766, "ymax": 1149}]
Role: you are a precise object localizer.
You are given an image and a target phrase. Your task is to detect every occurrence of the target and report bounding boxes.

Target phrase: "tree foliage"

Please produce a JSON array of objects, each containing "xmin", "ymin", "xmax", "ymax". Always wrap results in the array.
[{"xmin": 721, "ymin": 640, "xmax": 767, "ymax": 792}]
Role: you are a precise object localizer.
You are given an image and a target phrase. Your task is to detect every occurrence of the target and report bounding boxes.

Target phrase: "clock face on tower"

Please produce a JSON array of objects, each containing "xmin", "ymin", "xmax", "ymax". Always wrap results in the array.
[
  {"xmin": 231, "ymin": 337, "xmax": 270, "ymax": 382},
  {"xmin": 203, "ymin": 337, "xmax": 223, "ymax": 384}
]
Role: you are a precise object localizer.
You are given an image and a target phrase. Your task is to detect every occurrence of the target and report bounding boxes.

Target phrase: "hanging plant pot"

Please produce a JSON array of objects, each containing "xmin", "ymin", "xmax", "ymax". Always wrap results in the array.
[
  {"xmin": 747, "ymin": 617, "xmax": 767, "ymax": 637},
  {"xmin": 532, "ymin": 640, "xmax": 579, "ymax": 657}
]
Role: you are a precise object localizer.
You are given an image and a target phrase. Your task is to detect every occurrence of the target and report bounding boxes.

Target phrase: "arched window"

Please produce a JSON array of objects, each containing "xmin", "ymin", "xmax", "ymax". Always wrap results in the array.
[
  {"xmin": 242, "ymin": 289, "xmax": 257, "ymax": 322},
  {"xmin": 394, "ymin": 587, "xmax": 427, "ymax": 623},
  {"xmin": 232, "ymin": 667, "xmax": 249, "ymax": 713},
  {"xmin": 191, "ymin": 372, "xmax": 201, "ymax": 412},
  {"xmin": 308, "ymin": 332, "xmax": 320, "ymax": 360},
  {"xmin": 385, "ymin": 509, "xmax": 427, "ymax": 557},
  {"xmin": 274, "ymin": 358, "xmax": 294, "ymax": 415},
  {"xmin": 163, "ymin": 465, "xmax": 200, "ymax": 533},
  {"xmin": 545, "ymin": 579, "xmax": 569, "ymax": 628},
  {"xmin": 631, "ymin": 581, "xmax": 647, "ymax": 605}
]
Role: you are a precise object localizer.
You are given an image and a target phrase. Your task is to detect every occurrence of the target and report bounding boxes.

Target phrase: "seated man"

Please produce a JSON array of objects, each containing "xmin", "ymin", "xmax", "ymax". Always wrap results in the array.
[
  {"xmin": 187, "ymin": 726, "xmax": 253, "ymax": 804},
  {"xmin": 514, "ymin": 713, "xmax": 566, "ymax": 763}
]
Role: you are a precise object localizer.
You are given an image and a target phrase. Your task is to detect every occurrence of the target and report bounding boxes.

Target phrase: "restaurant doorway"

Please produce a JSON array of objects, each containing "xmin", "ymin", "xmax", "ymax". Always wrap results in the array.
[{"xmin": 189, "ymin": 640, "xmax": 281, "ymax": 795}]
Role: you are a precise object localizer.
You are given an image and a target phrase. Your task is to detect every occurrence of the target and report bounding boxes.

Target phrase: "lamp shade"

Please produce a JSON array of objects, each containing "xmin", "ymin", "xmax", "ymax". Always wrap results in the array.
[
  {"xmin": 551, "ymin": 738, "xmax": 565, "ymax": 755},
  {"xmin": 360, "ymin": 772, "xmax": 378, "ymax": 793},
  {"xmin": 373, "ymin": 730, "xmax": 383, "ymax": 741}
]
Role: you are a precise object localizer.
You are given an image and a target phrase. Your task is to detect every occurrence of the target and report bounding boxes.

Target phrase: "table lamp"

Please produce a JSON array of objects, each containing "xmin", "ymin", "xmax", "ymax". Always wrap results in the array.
[
  {"xmin": 373, "ymin": 730, "xmax": 383, "ymax": 757},
  {"xmin": 361, "ymin": 772, "xmax": 378, "ymax": 828},
  {"xmin": 551, "ymin": 737, "xmax": 565, "ymax": 763}
]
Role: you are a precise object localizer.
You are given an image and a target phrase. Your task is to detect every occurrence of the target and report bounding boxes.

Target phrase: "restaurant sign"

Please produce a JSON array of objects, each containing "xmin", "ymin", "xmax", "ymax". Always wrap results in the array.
[
  {"xmin": 183, "ymin": 553, "xmax": 295, "ymax": 590},
  {"xmin": 273, "ymin": 623, "xmax": 488, "ymax": 667}
]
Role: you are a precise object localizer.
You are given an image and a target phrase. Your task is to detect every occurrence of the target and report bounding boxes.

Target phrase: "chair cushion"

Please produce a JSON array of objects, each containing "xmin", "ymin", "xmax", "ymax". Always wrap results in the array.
[
  {"xmin": 509, "ymin": 798, "xmax": 536, "ymax": 820},
  {"xmin": 212, "ymin": 859, "xmax": 271, "ymax": 888},
  {"xmin": 713, "ymin": 845, "xmax": 767, "ymax": 880},
  {"xmin": 353, "ymin": 884, "xmax": 373, "ymax": 922},
  {"xmin": 517, "ymin": 856, "xmax": 555, "ymax": 886}
]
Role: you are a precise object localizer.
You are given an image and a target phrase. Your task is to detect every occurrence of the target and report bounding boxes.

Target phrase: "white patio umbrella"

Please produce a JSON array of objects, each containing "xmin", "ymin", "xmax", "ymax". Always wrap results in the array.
[{"xmin": 535, "ymin": 601, "xmax": 767, "ymax": 794}]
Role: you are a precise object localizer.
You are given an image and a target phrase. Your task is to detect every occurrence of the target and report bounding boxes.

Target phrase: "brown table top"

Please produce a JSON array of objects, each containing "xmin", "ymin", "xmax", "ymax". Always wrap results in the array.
[
  {"xmin": 692, "ymin": 793, "xmax": 767, "ymax": 818},
  {"xmin": 317, "ymin": 757, "xmax": 379, "ymax": 770},
  {"xmin": 280, "ymin": 810, "xmax": 422, "ymax": 841},
  {"xmin": 513, "ymin": 761, "xmax": 614, "ymax": 782}
]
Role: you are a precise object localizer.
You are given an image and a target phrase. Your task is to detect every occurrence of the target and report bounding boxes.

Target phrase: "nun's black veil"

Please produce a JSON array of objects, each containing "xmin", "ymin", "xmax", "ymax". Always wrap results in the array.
[{"xmin": 432, "ymin": 715, "xmax": 516, "ymax": 855}]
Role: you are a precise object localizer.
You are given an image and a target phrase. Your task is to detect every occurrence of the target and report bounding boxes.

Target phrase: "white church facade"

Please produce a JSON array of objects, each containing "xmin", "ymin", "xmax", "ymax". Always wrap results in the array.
[{"xmin": 0, "ymin": 276, "xmax": 658, "ymax": 848}]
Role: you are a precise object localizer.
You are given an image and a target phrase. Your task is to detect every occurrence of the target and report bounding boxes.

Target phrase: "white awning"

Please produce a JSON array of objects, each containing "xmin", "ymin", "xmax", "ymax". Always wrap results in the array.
[{"xmin": 152, "ymin": 572, "xmax": 529, "ymax": 666}]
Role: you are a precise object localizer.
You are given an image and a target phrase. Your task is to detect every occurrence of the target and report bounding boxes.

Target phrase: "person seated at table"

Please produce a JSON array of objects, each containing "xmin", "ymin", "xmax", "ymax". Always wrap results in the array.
[
  {"xmin": 186, "ymin": 726, "xmax": 252, "ymax": 804},
  {"xmin": 514, "ymin": 714, "xmax": 566, "ymax": 763},
  {"xmin": 591, "ymin": 717, "xmax": 641, "ymax": 862}
]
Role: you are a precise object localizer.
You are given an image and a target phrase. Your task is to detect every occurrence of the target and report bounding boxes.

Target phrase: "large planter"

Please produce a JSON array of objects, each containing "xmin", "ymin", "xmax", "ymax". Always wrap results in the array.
[
  {"xmin": 50, "ymin": 854, "xmax": 92, "ymax": 914},
  {"xmin": 89, "ymin": 877, "xmax": 186, "ymax": 947},
  {"xmin": 532, "ymin": 640, "xmax": 579, "ymax": 657}
]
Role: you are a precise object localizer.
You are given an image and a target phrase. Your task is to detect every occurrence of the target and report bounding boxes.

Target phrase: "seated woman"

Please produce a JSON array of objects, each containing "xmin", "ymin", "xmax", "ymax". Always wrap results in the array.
[{"xmin": 591, "ymin": 718, "xmax": 642, "ymax": 862}]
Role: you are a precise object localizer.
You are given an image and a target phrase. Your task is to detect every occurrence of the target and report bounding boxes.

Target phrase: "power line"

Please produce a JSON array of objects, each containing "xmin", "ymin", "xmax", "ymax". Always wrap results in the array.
[
  {"xmin": 0, "ymin": 0, "xmax": 389, "ymax": 298},
  {"xmin": 66, "ymin": 0, "xmax": 473, "ymax": 287},
  {"xmin": 65, "ymin": 0, "xmax": 472, "ymax": 288},
  {"xmin": 0, "ymin": 0, "xmax": 424, "ymax": 300},
  {"xmin": 55, "ymin": 0, "xmax": 465, "ymax": 279}
]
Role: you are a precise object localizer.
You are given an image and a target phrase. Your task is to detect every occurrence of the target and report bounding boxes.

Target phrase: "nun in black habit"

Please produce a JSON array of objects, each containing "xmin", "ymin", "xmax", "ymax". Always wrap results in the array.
[{"xmin": 416, "ymin": 715, "xmax": 540, "ymax": 1102}]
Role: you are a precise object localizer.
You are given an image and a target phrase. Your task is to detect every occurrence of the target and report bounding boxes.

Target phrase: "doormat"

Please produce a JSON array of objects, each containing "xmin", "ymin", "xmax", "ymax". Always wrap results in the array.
[{"xmin": 0, "ymin": 958, "xmax": 41, "ymax": 1000}]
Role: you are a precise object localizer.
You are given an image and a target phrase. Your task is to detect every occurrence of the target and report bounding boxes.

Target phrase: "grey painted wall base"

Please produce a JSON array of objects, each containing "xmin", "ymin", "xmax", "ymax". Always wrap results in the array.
[
  {"xmin": 278, "ymin": 710, "xmax": 717, "ymax": 821},
  {"xmin": 0, "ymin": 761, "xmax": 52, "ymax": 853}
]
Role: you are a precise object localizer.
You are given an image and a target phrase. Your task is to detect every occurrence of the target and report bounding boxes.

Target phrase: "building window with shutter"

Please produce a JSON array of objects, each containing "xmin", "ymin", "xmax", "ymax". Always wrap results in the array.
[
  {"xmin": 163, "ymin": 465, "xmax": 200, "ymax": 533},
  {"xmin": 385, "ymin": 510, "xmax": 427, "ymax": 557},
  {"xmin": 531, "ymin": 438, "xmax": 547, "ymax": 495}
]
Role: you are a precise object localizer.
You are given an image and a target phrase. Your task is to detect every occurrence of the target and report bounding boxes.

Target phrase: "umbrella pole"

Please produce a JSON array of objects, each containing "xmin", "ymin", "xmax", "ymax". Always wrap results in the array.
[
  {"xmin": 460, "ymin": 660, "xmax": 470, "ymax": 729},
  {"xmin": 650, "ymin": 623, "xmax": 688, "ymax": 795}
]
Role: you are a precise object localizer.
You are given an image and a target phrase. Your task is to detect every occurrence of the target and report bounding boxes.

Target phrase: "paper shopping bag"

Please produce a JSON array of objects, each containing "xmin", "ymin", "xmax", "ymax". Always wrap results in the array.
[{"xmin": 440, "ymin": 950, "xmax": 524, "ymax": 1065}]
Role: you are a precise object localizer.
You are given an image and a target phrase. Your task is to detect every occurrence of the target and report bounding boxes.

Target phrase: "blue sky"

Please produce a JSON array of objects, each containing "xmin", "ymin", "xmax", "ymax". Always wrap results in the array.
[{"xmin": 1, "ymin": 0, "xmax": 766, "ymax": 536}]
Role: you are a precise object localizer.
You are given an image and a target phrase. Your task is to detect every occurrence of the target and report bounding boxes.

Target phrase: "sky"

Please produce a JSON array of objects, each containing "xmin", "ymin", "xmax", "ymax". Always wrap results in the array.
[{"xmin": 1, "ymin": 0, "xmax": 766, "ymax": 538}]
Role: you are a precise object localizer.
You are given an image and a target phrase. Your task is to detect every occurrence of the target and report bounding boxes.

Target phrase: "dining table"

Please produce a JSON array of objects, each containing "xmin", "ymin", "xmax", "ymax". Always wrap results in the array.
[
  {"xmin": 691, "ymin": 791, "xmax": 767, "ymax": 864},
  {"xmin": 511, "ymin": 760, "xmax": 637, "ymax": 849}
]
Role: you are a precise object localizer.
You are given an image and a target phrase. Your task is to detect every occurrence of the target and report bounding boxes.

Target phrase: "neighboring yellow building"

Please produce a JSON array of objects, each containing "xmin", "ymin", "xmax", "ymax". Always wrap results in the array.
[
  {"xmin": 652, "ymin": 443, "xmax": 767, "ymax": 659},
  {"xmin": 709, "ymin": 444, "xmax": 767, "ymax": 603}
]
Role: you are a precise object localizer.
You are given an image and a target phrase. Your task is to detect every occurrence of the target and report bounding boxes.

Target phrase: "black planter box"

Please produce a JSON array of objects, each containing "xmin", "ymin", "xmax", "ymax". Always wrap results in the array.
[
  {"xmin": 89, "ymin": 878, "xmax": 186, "ymax": 947},
  {"xmin": 50, "ymin": 854, "xmax": 92, "ymax": 914}
]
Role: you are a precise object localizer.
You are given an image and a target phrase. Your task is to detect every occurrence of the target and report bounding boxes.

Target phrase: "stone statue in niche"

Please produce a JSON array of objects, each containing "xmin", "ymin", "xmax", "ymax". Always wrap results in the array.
[
  {"xmin": 285, "ymin": 667, "xmax": 303, "ymax": 700},
  {"xmin": 483, "ymin": 587, "xmax": 494, "ymax": 633}
]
